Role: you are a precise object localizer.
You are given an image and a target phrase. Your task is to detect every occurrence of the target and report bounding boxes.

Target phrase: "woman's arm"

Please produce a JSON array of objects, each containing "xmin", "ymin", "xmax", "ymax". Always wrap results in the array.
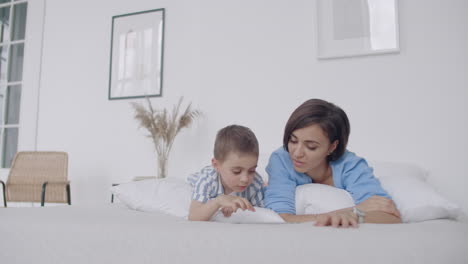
[
  {"xmin": 280, "ymin": 202, "xmax": 401, "ymax": 227},
  {"xmin": 355, "ymin": 195, "xmax": 401, "ymax": 223},
  {"xmin": 280, "ymin": 209, "xmax": 359, "ymax": 228},
  {"xmin": 279, "ymin": 213, "xmax": 317, "ymax": 223},
  {"xmin": 336, "ymin": 153, "xmax": 402, "ymax": 223},
  {"xmin": 362, "ymin": 211, "xmax": 401, "ymax": 224},
  {"xmin": 264, "ymin": 150, "xmax": 300, "ymax": 215}
]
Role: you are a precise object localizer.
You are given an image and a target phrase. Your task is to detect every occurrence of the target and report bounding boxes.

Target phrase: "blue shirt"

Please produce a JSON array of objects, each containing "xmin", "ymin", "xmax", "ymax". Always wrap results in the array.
[
  {"xmin": 264, "ymin": 147, "xmax": 390, "ymax": 214},
  {"xmin": 187, "ymin": 165, "xmax": 264, "ymax": 207}
]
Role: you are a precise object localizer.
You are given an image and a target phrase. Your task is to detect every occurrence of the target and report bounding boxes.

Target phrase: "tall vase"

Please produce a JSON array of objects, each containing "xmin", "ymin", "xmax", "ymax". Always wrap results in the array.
[{"xmin": 157, "ymin": 154, "xmax": 168, "ymax": 179}]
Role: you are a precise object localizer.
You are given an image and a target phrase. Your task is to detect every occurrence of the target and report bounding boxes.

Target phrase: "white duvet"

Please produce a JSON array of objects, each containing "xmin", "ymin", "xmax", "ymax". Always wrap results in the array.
[{"xmin": 1, "ymin": 205, "xmax": 468, "ymax": 264}]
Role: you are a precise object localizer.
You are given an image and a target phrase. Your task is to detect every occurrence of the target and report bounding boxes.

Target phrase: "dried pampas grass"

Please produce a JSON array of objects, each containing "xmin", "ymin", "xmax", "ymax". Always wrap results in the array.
[{"xmin": 131, "ymin": 97, "xmax": 201, "ymax": 178}]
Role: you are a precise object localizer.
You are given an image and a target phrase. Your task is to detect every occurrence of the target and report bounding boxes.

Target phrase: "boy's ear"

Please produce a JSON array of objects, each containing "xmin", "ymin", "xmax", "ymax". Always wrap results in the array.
[{"xmin": 211, "ymin": 158, "xmax": 219, "ymax": 170}]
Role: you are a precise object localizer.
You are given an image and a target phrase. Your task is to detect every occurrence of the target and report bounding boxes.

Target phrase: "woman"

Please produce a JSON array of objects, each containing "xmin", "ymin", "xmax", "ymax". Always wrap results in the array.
[{"xmin": 264, "ymin": 99, "xmax": 401, "ymax": 227}]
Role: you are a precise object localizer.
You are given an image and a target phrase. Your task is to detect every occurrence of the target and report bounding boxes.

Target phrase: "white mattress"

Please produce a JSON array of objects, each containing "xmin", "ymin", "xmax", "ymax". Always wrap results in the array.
[{"xmin": 1, "ymin": 205, "xmax": 467, "ymax": 264}]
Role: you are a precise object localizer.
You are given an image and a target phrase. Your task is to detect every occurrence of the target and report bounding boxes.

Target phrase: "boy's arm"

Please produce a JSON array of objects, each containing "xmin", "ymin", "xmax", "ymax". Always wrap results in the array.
[
  {"xmin": 188, "ymin": 195, "xmax": 255, "ymax": 221},
  {"xmin": 188, "ymin": 199, "xmax": 222, "ymax": 221}
]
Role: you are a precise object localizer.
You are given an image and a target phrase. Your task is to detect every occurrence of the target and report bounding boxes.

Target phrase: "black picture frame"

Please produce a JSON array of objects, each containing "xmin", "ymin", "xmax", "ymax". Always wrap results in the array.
[{"xmin": 108, "ymin": 8, "xmax": 165, "ymax": 100}]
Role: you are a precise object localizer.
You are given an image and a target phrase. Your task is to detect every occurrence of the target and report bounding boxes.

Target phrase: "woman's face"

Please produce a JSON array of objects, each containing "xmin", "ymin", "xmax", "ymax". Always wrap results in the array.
[{"xmin": 288, "ymin": 124, "xmax": 337, "ymax": 174}]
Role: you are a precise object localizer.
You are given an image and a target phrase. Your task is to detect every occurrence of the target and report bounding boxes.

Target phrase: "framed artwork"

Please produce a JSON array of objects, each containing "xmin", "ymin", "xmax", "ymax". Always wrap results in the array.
[
  {"xmin": 316, "ymin": 0, "xmax": 399, "ymax": 59},
  {"xmin": 108, "ymin": 8, "xmax": 165, "ymax": 100}
]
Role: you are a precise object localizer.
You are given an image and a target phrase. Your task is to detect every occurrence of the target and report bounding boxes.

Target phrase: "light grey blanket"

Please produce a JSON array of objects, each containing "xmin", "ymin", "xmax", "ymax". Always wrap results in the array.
[{"xmin": 1, "ymin": 205, "xmax": 467, "ymax": 264}]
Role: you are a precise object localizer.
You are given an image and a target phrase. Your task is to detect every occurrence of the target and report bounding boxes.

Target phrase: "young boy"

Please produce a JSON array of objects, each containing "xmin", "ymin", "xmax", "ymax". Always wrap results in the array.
[{"xmin": 187, "ymin": 125, "xmax": 264, "ymax": 221}]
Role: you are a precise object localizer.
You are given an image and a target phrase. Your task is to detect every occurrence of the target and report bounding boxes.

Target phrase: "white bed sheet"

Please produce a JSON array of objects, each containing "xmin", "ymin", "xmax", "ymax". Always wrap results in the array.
[{"xmin": 1, "ymin": 205, "xmax": 467, "ymax": 264}]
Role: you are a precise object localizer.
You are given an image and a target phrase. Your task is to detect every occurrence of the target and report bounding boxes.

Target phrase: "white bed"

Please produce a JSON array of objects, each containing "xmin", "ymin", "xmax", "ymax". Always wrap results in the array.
[{"xmin": 1, "ymin": 204, "xmax": 467, "ymax": 264}]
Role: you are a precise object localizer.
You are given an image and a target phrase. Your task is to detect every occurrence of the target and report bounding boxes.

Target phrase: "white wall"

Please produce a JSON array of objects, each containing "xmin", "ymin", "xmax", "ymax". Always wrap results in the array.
[{"xmin": 14, "ymin": 0, "xmax": 468, "ymax": 212}]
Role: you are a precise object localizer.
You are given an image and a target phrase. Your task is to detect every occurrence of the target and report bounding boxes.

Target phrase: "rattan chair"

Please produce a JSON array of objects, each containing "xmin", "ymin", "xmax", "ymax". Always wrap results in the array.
[{"xmin": 0, "ymin": 151, "xmax": 71, "ymax": 207}]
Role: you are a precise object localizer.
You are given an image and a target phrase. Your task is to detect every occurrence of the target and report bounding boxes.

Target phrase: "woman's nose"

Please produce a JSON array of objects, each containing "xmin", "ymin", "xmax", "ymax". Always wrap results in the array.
[{"xmin": 292, "ymin": 144, "xmax": 304, "ymax": 158}]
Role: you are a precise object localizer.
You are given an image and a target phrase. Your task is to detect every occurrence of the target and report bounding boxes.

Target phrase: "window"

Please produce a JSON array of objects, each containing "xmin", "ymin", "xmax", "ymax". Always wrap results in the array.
[{"xmin": 0, "ymin": 0, "xmax": 27, "ymax": 168}]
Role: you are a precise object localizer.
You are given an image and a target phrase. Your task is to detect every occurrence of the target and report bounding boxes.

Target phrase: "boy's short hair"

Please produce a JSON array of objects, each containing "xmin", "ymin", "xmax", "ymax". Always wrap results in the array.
[{"xmin": 214, "ymin": 125, "xmax": 259, "ymax": 162}]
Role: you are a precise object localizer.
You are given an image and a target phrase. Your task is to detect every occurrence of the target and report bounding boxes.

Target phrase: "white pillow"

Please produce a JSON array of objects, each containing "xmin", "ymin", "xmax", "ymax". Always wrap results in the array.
[
  {"xmin": 378, "ymin": 176, "xmax": 461, "ymax": 222},
  {"xmin": 211, "ymin": 207, "xmax": 285, "ymax": 224},
  {"xmin": 371, "ymin": 161, "xmax": 461, "ymax": 221},
  {"xmin": 110, "ymin": 178, "xmax": 285, "ymax": 224},
  {"xmin": 370, "ymin": 161, "xmax": 428, "ymax": 181},
  {"xmin": 294, "ymin": 163, "xmax": 461, "ymax": 222},
  {"xmin": 295, "ymin": 184, "xmax": 355, "ymax": 215},
  {"xmin": 110, "ymin": 178, "xmax": 192, "ymax": 218}
]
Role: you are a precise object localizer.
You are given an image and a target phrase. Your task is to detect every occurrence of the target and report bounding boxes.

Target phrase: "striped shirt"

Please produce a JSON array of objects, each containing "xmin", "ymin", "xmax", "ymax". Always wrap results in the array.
[{"xmin": 187, "ymin": 165, "xmax": 264, "ymax": 207}]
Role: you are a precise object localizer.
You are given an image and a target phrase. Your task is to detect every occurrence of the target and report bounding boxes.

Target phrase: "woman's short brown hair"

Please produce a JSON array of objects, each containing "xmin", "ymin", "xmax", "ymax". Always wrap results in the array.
[
  {"xmin": 283, "ymin": 99, "xmax": 350, "ymax": 161},
  {"xmin": 214, "ymin": 125, "xmax": 259, "ymax": 162}
]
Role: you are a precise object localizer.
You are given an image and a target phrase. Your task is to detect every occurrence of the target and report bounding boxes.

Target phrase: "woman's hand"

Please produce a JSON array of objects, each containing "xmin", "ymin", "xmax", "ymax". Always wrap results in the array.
[
  {"xmin": 314, "ymin": 210, "xmax": 358, "ymax": 228},
  {"xmin": 356, "ymin": 195, "xmax": 401, "ymax": 217}
]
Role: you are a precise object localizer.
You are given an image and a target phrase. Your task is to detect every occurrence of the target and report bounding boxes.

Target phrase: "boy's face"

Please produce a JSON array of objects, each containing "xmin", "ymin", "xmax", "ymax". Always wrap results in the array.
[{"xmin": 212, "ymin": 152, "xmax": 258, "ymax": 194}]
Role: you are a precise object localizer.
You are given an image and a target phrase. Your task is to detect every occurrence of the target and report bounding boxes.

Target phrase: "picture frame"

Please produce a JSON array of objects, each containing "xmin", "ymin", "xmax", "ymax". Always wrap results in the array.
[
  {"xmin": 316, "ymin": 0, "xmax": 399, "ymax": 59},
  {"xmin": 108, "ymin": 8, "xmax": 165, "ymax": 100}
]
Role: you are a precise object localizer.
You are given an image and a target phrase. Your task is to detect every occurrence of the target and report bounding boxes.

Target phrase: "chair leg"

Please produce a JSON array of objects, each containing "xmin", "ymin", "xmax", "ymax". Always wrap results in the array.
[
  {"xmin": 0, "ymin": 180, "xmax": 6, "ymax": 207},
  {"xmin": 111, "ymin": 183, "xmax": 119, "ymax": 203},
  {"xmin": 66, "ymin": 183, "xmax": 71, "ymax": 205},
  {"xmin": 41, "ymin": 182, "xmax": 49, "ymax": 207}
]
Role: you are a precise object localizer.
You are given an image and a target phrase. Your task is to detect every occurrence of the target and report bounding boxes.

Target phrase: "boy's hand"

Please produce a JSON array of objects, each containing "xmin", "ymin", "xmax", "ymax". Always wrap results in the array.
[
  {"xmin": 216, "ymin": 195, "xmax": 255, "ymax": 213},
  {"xmin": 221, "ymin": 207, "xmax": 234, "ymax": 217}
]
